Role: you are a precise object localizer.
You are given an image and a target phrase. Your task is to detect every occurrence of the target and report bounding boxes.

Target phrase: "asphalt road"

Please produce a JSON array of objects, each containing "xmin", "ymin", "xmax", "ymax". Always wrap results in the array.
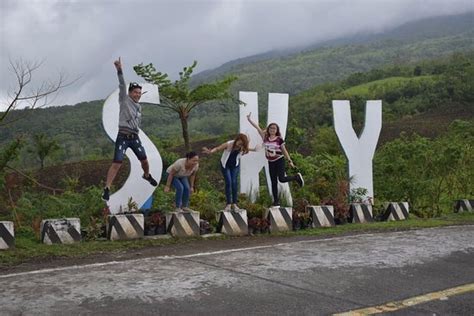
[{"xmin": 1, "ymin": 225, "xmax": 473, "ymax": 315}]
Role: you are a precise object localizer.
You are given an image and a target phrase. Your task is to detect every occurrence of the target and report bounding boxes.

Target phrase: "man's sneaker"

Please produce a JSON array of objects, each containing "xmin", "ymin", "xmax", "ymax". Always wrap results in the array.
[
  {"xmin": 224, "ymin": 204, "xmax": 232, "ymax": 211},
  {"xmin": 143, "ymin": 173, "xmax": 158, "ymax": 186},
  {"xmin": 182, "ymin": 207, "xmax": 193, "ymax": 212},
  {"xmin": 296, "ymin": 172, "xmax": 304, "ymax": 188},
  {"xmin": 102, "ymin": 187, "xmax": 110, "ymax": 201},
  {"xmin": 174, "ymin": 208, "xmax": 183, "ymax": 213}
]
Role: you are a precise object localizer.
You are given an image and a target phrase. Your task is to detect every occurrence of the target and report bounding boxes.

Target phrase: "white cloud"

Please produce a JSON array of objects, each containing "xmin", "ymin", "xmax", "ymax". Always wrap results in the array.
[{"xmin": 1, "ymin": 0, "xmax": 473, "ymax": 110}]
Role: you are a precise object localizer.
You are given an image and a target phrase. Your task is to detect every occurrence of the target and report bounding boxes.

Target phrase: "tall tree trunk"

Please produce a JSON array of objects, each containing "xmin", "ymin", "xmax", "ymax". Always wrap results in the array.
[{"xmin": 179, "ymin": 112, "xmax": 190, "ymax": 152}]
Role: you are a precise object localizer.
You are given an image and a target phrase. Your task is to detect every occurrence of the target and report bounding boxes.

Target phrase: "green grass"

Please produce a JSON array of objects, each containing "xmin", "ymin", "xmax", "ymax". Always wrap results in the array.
[
  {"xmin": 1, "ymin": 212, "xmax": 473, "ymax": 267},
  {"xmin": 0, "ymin": 227, "xmax": 203, "ymax": 267},
  {"xmin": 273, "ymin": 212, "xmax": 474, "ymax": 237}
]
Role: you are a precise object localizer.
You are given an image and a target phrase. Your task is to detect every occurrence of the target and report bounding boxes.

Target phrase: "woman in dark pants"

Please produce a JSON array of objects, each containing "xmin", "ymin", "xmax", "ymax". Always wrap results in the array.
[
  {"xmin": 247, "ymin": 113, "xmax": 304, "ymax": 207},
  {"xmin": 202, "ymin": 133, "xmax": 251, "ymax": 211}
]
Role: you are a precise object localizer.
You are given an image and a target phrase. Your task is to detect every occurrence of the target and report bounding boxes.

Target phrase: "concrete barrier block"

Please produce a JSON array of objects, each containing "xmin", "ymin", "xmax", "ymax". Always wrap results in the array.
[
  {"xmin": 41, "ymin": 218, "xmax": 81, "ymax": 244},
  {"xmin": 0, "ymin": 221, "xmax": 14, "ymax": 250},
  {"xmin": 216, "ymin": 209, "xmax": 248, "ymax": 236},
  {"xmin": 382, "ymin": 202, "xmax": 409, "ymax": 221},
  {"xmin": 349, "ymin": 203, "xmax": 373, "ymax": 223},
  {"xmin": 307, "ymin": 205, "xmax": 335, "ymax": 227},
  {"xmin": 107, "ymin": 214, "xmax": 144, "ymax": 241},
  {"xmin": 166, "ymin": 210, "xmax": 200, "ymax": 237},
  {"xmin": 454, "ymin": 199, "xmax": 474, "ymax": 213},
  {"xmin": 264, "ymin": 207, "xmax": 293, "ymax": 233}
]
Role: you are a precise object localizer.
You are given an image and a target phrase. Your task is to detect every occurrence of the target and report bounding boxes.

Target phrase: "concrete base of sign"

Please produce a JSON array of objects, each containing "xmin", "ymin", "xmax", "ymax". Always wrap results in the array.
[
  {"xmin": 0, "ymin": 221, "xmax": 14, "ymax": 250},
  {"xmin": 107, "ymin": 214, "xmax": 144, "ymax": 241},
  {"xmin": 264, "ymin": 207, "xmax": 293, "ymax": 233},
  {"xmin": 166, "ymin": 210, "xmax": 200, "ymax": 237},
  {"xmin": 349, "ymin": 203, "xmax": 373, "ymax": 223},
  {"xmin": 382, "ymin": 202, "xmax": 409, "ymax": 221},
  {"xmin": 41, "ymin": 218, "xmax": 81, "ymax": 244},
  {"xmin": 454, "ymin": 200, "xmax": 474, "ymax": 213},
  {"xmin": 307, "ymin": 206, "xmax": 335, "ymax": 227},
  {"xmin": 216, "ymin": 209, "xmax": 248, "ymax": 236}
]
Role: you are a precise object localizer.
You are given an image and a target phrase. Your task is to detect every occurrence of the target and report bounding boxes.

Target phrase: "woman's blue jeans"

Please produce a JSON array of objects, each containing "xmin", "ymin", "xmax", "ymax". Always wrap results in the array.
[
  {"xmin": 172, "ymin": 176, "xmax": 190, "ymax": 208},
  {"xmin": 221, "ymin": 165, "xmax": 239, "ymax": 204}
]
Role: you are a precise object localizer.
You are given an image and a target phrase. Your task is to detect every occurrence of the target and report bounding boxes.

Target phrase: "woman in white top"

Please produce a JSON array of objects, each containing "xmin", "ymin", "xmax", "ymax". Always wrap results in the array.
[
  {"xmin": 164, "ymin": 151, "xmax": 199, "ymax": 212},
  {"xmin": 203, "ymin": 134, "xmax": 251, "ymax": 211}
]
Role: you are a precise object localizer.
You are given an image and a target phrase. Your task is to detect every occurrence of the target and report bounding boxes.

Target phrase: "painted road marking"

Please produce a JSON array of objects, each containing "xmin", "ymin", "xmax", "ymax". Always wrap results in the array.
[{"xmin": 334, "ymin": 283, "xmax": 474, "ymax": 315}]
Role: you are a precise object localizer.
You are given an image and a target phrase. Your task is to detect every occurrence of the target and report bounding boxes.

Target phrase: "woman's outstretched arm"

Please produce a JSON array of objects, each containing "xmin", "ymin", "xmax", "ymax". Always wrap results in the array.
[{"xmin": 246, "ymin": 112, "xmax": 265, "ymax": 140}]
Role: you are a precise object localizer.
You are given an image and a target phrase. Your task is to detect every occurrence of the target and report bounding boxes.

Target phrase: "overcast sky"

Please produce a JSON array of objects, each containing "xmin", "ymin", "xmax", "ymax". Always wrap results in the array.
[{"xmin": 1, "ymin": 0, "xmax": 473, "ymax": 110}]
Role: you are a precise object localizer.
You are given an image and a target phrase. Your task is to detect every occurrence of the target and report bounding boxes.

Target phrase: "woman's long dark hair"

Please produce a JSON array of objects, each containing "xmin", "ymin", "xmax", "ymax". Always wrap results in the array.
[
  {"xmin": 232, "ymin": 133, "xmax": 250, "ymax": 155},
  {"xmin": 265, "ymin": 123, "xmax": 281, "ymax": 138}
]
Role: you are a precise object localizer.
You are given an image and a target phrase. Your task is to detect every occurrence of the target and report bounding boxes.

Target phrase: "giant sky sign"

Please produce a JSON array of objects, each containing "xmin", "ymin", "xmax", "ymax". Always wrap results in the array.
[
  {"xmin": 102, "ymin": 83, "xmax": 162, "ymax": 214},
  {"xmin": 332, "ymin": 100, "xmax": 382, "ymax": 202},
  {"xmin": 101, "ymin": 84, "xmax": 380, "ymax": 211},
  {"xmin": 239, "ymin": 91, "xmax": 293, "ymax": 205}
]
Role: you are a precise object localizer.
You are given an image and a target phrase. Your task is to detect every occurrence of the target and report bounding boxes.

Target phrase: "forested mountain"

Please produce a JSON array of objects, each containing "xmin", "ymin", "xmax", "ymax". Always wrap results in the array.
[
  {"xmin": 1, "ymin": 13, "xmax": 473, "ymax": 169},
  {"xmin": 3, "ymin": 51, "xmax": 472, "ymax": 170},
  {"xmin": 192, "ymin": 12, "xmax": 474, "ymax": 98},
  {"xmin": 285, "ymin": 52, "xmax": 474, "ymax": 155}
]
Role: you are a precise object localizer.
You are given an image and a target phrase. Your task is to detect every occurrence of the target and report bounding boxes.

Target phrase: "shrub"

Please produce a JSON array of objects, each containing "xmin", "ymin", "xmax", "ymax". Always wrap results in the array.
[{"xmin": 190, "ymin": 188, "xmax": 222, "ymax": 221}]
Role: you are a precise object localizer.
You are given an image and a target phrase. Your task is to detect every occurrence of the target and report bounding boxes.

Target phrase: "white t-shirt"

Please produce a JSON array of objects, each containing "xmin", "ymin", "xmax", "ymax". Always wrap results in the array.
[
  {"xmin": 166, "ymin": 158, "xmax": 199, "ymax": 177},
  {"xmin": 220, "ymin": 140, "xmax": 242, "ymax": 168}
]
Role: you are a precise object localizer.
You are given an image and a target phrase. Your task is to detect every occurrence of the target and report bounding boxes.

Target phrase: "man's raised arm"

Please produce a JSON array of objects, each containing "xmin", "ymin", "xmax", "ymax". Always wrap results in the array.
[{"xmin": 114, "ymin": 57, "xmax": 126, "ymax": 99}]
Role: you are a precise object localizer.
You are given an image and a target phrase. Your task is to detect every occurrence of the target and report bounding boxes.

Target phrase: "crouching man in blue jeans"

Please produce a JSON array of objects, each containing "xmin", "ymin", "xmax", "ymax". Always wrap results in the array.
[{"xmin": 102, "ymin": 57, "xmax": 157, "ymax": 201}]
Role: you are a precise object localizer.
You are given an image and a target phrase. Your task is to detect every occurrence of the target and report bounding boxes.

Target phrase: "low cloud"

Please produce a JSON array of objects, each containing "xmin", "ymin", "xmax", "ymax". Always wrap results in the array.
[{"xmin": 1, "ymin": 0, "xmax": 473, "ymax": 110}]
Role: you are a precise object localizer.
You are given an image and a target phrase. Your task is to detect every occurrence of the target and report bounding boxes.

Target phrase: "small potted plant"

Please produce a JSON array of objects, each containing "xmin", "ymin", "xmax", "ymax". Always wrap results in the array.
[
  {"xmin": 324, "ymin": 198, "xmax": 349, "ymax": 225},
  {"xmin": 200, "ymin": 219, "xmax": 212, "ymax": 235},
  {"xmin": 322, "ymin": 180, "xmax": 350, "ymax": 224},
  {"xmin": 144, "ymin": 210, "xmax": 166, "ymax": 235},
  {"xmin": 292, "ymin": 198, "xmax": 311, "ymax": 230},
  {"xmin": 248, "ymin": 217, "xmax": 261, "ymax": 235},
  {"xmin": 152, "ymin": 211, "xmax": 166, "ymax": 235},
  {"xmin": 259, "ymin": 218, "xmax": 270, "ymax": 234}
]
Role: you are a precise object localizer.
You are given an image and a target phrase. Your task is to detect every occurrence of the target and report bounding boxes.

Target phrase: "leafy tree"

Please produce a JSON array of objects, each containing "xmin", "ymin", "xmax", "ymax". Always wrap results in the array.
[
  {"xmin": 30, "ymin": 134, "xmax": 60, "ymax": 169},
  {"xmin": 0, "ymin": 138, "xmax": 24, "ymax": 191},
  {"xmin": 374, "ymin": 120, "xmax": 474, "ymax": 216},
  {"xmin": 0, "ymin": 138, "xmax": 23, "ymax": 215},
  {"xmin": 374, "ymin": 133, "xmax": 432, "ymax": 214},
  {"xmin": 432, "ymin": 120, "xmax": 474, "ymax": 201},
  {"xmin": 134, "ymin": 61, "xmax": 238, "ymax": 151}
]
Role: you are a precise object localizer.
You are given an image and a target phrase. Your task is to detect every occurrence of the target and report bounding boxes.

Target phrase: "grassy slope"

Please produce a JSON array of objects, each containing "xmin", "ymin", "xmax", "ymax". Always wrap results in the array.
[{"xmin": 343, "ymin": 75, "xmax": 435, "ymax": 95}]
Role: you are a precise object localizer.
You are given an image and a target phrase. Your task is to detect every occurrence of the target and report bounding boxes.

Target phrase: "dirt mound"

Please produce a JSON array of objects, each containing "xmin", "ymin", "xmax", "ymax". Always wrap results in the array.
[
  {"xmin": 2, "ymin": 160, "xmax": 130, "ymax": 210},
  {"xmin": 380, "ymin": 105, "xmax": 473, "ymax": 144}
]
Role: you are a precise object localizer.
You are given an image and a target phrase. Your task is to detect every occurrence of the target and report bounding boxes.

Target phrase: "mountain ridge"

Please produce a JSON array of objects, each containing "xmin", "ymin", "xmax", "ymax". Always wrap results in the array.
[{"xmin": 192, "ymin": 12, "xmax": 474, "ymax": 84}]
